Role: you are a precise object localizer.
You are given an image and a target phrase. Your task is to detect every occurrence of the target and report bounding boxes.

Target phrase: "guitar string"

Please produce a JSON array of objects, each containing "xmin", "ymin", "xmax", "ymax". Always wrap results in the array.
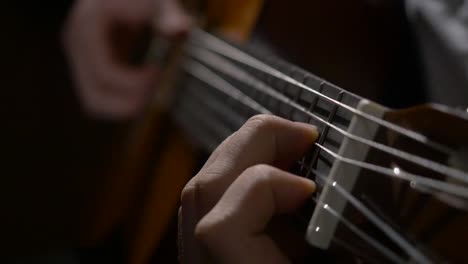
[
  {"xmin": 180, "ymin": 62, "xmax": 425, "ymax": 263},
  {"xmin": 174, "ymin": 96, "xmax": 403, "ymax": 264},
  {"xmin": 184, "ymin": 48, "xmax": 468, "ymax": 191},
  {"xmin": 186, "ymin": 37, "xmax": 468, "ymax": 185},
  {"xmin": 311, "ymin": 197, "xmax": 406, "ymax": 264},
  {"xmin": 189, "ymin": 28, "xmax": 452, "ymax": 155},
  {"xmin": 181, "ymin": 59, "xmax": 468, "ymax": 201},
  {"xmin": 331, "ymin": 236, "xmax": 384, "ymax": 264},
  {"xmin": 176, "ymin": 72, "xmax": 406, "ymax": 264},
  {"xmin": 311, "ymin": 169, "xmax": 430, "ymax": 264}
]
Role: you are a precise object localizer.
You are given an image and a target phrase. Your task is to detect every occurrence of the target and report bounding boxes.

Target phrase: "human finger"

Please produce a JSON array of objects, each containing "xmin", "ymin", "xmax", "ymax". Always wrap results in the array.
[
  {"xmin": 182, "ymin": 115, "xmax": 318, "ymax": 210},
  {"xmin": 179, "ymin": 115, "xmax": 317, "ymax": 263},
  {"xmin": 195, "ymin": 164, "xmax": 316, "ymax": 264},
  {"xmin": 155, "ymin": 0, "xmax": 193, "ymax": 38}
]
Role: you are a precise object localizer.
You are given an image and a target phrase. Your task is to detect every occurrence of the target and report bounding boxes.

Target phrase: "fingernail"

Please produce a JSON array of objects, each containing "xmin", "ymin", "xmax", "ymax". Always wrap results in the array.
[
  {"xmin": 295, "ymin": 122, "xmax": 319, "ymax": 140},
  {"xmin": 301, "ymin": 178, "xmax": 317, "ymax": 193}
]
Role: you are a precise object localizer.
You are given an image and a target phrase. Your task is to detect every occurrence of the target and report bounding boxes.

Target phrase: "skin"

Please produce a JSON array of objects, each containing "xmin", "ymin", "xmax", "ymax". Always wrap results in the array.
[
  {"xmin": 179, "ymin": 115, "xmax": 318, "ymax": 263},
  {"xmin": 63, "ymin": 0, "xmax": 191, "ymax": 119},
  {"xmin": 64, "ymin": 1, "xmax": 319, "ymax": 262}
]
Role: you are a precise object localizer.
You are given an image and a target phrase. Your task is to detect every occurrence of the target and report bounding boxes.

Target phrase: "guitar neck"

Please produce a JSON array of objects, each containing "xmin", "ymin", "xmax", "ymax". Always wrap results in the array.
[
  {"xmin": 172, "ymin": 30, "xmax": 384, "ymax": 162},
  {"xmin": 169, "ymin": 30, "xmax": 468, "ymax": 263}
]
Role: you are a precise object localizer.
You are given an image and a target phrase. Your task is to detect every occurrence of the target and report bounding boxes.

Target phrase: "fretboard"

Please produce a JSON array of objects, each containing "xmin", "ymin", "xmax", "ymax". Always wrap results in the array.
[
  {"xmin": 166, "ymin": 30, "xmax": 468, "ymax": 264},
  {"xmin": 172, "ymin": 31, "xmax": 366, "ymax": 184}
]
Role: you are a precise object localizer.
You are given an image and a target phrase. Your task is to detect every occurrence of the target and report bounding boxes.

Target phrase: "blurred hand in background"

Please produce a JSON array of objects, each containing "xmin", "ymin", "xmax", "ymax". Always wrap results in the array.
[{"xmin": 63, "ymin": 0, "xmax": 191, "ymax": 120}]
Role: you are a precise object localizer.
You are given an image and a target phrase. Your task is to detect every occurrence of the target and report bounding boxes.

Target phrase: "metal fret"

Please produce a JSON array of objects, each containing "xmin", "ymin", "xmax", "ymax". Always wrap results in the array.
[
  {"xmin": 275, "ymin": 67, "xmax": 295, "ymax": 116},
  {"xmin": 305, "ymin": 87, "xmax": 344, "ymax": 180},
  {"xmin": 175, "ymin": 32, "xmax": 468, "ymax": 264},
  {"xmin": 287, "ymin": 73, "xmax": 307, "ymax": 120},
  {"xmin": 266, "ymin": 57, "xmax": 281, "ymax": 111},
  {"xmin": 297, "ymin": 80, "xmax": 323, "ymax": 176},
  {"xmin": 306, "ymin": 81, "xmax": 325, "ymax": 123}
]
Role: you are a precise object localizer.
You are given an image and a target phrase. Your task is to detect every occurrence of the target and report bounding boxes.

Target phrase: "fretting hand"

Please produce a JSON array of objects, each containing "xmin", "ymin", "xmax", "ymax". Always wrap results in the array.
[
  {"xmin": 63, "ymin": 0, "xmax": 191, "ymax": 119},
  {"xmin": 179, "ymin": 115, "xmax": 319, "ymax": 263}
]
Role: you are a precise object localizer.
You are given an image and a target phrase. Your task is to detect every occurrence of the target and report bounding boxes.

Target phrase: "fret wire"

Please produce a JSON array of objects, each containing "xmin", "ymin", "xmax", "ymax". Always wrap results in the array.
[
  {"xmin": 180, "ymin": 63, "xmax": 465, "ymax": 263},
  {"xmin": 183, "ymin": 58, "xmax": 468, "ymax": 200},
  {"xmin": 303, "ymin": 81, "xmax": 325, "ymax": 177},
  {"xmin": 183, "ymin": 60, "xmax": 468, "ymax": 262},
  {"xmin": 179, "ymin": 87, "xmax": 406, "ymax": 264},
  {"xmin": 179, "ymin": 97, "xmax": 408, "ymax": 264},
  {"xmin": 288, "ymin": 73, "xmax": 306, "ymax": 120},
  {"xmin": 276, "ymin": 67, "xmax": 295, "ymax": 116},
  {"xmin": 266, "ymin": 57, "xmax": 279, "ymax": 110},
  {"xmin": 306, "ymin": 81, "xmax": 325, "ymax": 123},
  {"xmin": 186, "ymin": 46, "xmax": 468, "ymax": 186},
  {"xmin": 285, "ymin": 73, "xmax": 307, "ymax": 174},
  {"xmin": 190, "ymin": 29, "xmax": 452, "ymax": 155},
  {"xmin": 306, "ymin": 90, "xmax": 344, "ymax": 180}
]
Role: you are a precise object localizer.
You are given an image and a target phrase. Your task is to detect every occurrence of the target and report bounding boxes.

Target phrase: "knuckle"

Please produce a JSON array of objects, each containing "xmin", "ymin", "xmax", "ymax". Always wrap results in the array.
[
  {"xmin": 194, "ymin": 218, "xmax": 216, "ymax": 244},
  {"xmin": 180, "ymin": 176, "xmax": 213, "ymax": 209},
  {"xmin": 243, "ymin": 164, "xmax": 273, "ymax": 177},
  {"xmin": 241, "ymin": 164, "xmax": 275, "ymax": 187},
  {"xmin": 180, "ymin": 178, "xmax": 201, "ymax": 205},
  {"xmin": 194, "ymin": 210, "xmax": 227, "ymax": 248},
  {"xmin": 243, "ymin": 114, "xmax": 278, "ymax": 132}
]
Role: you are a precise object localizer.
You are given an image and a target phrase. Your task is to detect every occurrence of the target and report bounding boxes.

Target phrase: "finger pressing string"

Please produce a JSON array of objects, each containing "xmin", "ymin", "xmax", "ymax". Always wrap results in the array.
[{"xmin": 195, "ymin": 165, "xmax": 315, "ymax": 264}]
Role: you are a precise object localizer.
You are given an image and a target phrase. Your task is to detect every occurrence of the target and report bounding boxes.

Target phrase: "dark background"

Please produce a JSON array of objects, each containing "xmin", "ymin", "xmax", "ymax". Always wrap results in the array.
[{"xmin": 0, "ymin": 0, "xmax": 426, "ymax": 261}]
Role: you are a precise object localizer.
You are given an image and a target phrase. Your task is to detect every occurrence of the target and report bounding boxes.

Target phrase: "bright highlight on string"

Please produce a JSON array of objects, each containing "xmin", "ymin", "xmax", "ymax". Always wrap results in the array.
[
  {"xmin": 393, "ymin": 167, "xmax": 401, "ymax": 176},
  {"xmin": 315, "ymin": 227, "xmax": 320, "ymax": 232},
  {"xmin": 186, "ymin": 36, "xmax": 468, "ymax": 186}
]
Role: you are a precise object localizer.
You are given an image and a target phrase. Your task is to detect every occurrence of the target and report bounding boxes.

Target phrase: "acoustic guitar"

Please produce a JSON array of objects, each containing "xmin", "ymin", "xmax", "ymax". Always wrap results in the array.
[
  {"xmin": 119, "ymin": 1, "xmax": 468, "ymax": 263},
  {"xmin": 66, "ymin": 1, "xmax": 468, "ymax": 263},
  {"xmin": 173, "ymin": 29, "xmax": 468, "ymax": 263},
  {"xmin": 171, "ymin": 3, "xmax": 468, "ymax": 264}
]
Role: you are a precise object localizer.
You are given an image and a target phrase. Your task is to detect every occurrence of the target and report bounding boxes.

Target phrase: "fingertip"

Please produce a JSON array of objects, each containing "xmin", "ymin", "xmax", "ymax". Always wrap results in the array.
[
  {"xmin": 155, "ymin": 0, "xmax": 193, "ymax": 39},
  {"xmin": 299, "ymin": 177, "xmax": 316, "ymax": 194},
  {"xmin": 295, "ymin": 122, "xmax": 319, "ymax": 141}
]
